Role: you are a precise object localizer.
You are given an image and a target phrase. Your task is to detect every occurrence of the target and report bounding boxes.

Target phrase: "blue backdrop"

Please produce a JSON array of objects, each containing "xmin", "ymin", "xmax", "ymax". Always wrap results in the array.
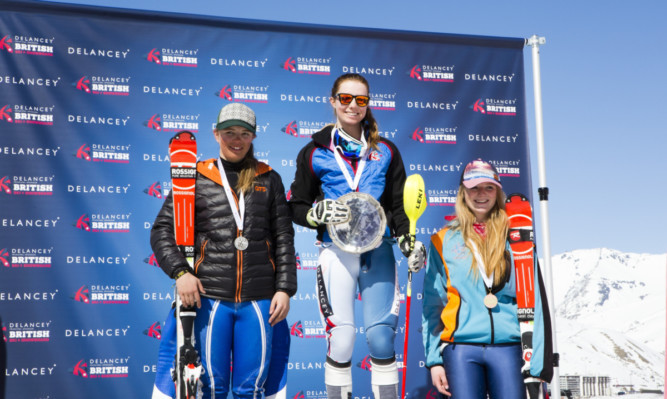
[{"xmin": 0, "ymin": 2, "xmax": 532, "ymax": 398}]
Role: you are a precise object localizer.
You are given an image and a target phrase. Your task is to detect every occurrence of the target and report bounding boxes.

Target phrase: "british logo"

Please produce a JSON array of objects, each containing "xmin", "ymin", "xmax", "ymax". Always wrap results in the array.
[
  {"xmin": 369, "ymin": 92, "xmax": 396, "ymax": 111},
  {"xmin": 144, "ymin": 113, "xmax": 199, "ymax": 132},
  {"xmin": 215, "ymin": 84, "xmax": 269, "ymax": 104},
  {"xmin": 71, "ymin": 357, "xmax": 130, "ymax": 378},
  {"xmin": 427, "ymin": 189, "xmax": 457, "ymax": 207},
  {"xmin": 282, "ymin": 120, "xmax": 328, "ymax": 138},
  {"xmin": 2, "ymin": 104, "xmax": 54, "ymax": 125},
  {"xmin": 73, "ymin": 213, "xmax": 131, "ymax": 233},
  {"xmin": 410, "ymin": 126, "xmax": 457, "ymax": 144},
  {"xmin": 73, "ymin": 76, "xmax": 130, "ymax": 96},
  {"xmin": 290, "ymin": 319, "xmax": 325, "ymax": 339},
  {"xmin": 71, "ymin": 284, "xmax": 130, "ymax": 304},
  {"xmin": 146, "ymin": 47, "xmax": 198, "ymax": 67},
  {"xmin": 0, "ymin": 34, "xmax": 54, "ymax": 56},
  {"xmin": 0, "ymin": 175, "xmax": 54, "ymax": 196},
  {"xmin": 357, "ymin": 354, "xmax": 373, "ymax": 371},
  {"xmin": 74, "ymin": 143, "xmax": 131, "ymax": 163},
  {"xmin": 3, "ymin": 320, "xmax": 51, "ymax": 343},
  {"xmin": 143, "ymin": 321, "xmax": 162, "ymax": 340},
  {"xmin": 282, "ymin": 56, "xmax": 331, "ymax": 75},
  {"xmin": 471, "ymin": 98, "xmax": 517, "ymax": 116},
  {"xmin": 487, "ymin": 159, "xmax": 521, "ymax": 178},
  {"xmin": 408, "ymin": 64, "xmax": 455, "ymax": 82},
  {"xmin": 295, "ymin": 252, "xmax": 318, "ymax": 271},
  {"xmin": 2, "ymin": 247, "xmax": 53, "ymax": 268},
  {"xmin": 292, "ymin": 391, "xmax": 327, "ymax": 399}
]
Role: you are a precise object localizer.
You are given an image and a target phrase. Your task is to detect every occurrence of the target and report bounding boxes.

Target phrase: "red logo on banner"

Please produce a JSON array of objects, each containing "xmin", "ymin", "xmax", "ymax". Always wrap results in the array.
[
  {"xmin": 76, "ymin": 144, "xmax": 91, "ymax": 161},
  {"xmin": 216, "ymin": 85, "xmax": 233, "ymax": 101},
  {"xmin": 283, "ymin": 57, "xmax": 296, "ymax": 72},
  {"xmin": 72, "ymin": 360, "xmax": 89, "ymax": 378},
  {"xmin": 358, "ymin": 355, "xmax": 372, "ymax": 371},
  {"xmin": 0, "ymin": 176, "xmax": 12, "ymax": 194},
  {"xmin": 144, "ymin": 253, "xmax": 160, "ymax": 267},
  {"xmin": 144, "ymin": 181, "xmax": 163, "ymax": 198},
  {"xmin": 0, "ymin": 36, "xmax": 13, "ymax": 53},
  {"xmin": 290, "ymin": 320, "xmax": 304, "ymax": 338},
  {"xmin": 147, "ymin": 48, "xmax": 161, "ymax": 64},
  {"xmin": 292, "ymin": 391, "xmax": 305, "ymax": 399},
  {"xmin": 144, "ymin": 322, "xmax": 162, "ymax": 340},
  {"xmin": 75, "ymin": 76, "xmax": 91, "ymax": 93},
  {"xmin": 75, "ymin": 214, "xmax": 91, "ymax": 231},
  {"xmin": 473, "ymin": 99, "xmax": 486, "ymax": 113},
  {"xmin": 0, "ymin": 105, "xmax": 13, "ymax": 122},
  {"xmin": 283, "ymin": 121, "xmax": 298, "ymax": 137},
  {"xmin": 73, "ymin": 286, "xmax": 90, "ymax": 303},
  {"xmin": 146, "ymin": 114, "xmax": 162, "ymax": 131},
  {"xmin": 0, "ymin": 248, "xmax": 10, "ymax": 267},
  {"xmin": 409, "ymin": 65, "xmax": 422, "ymax": 80},
  {"xmin": 411, "ymin": 128, "xmax": 425, "ymax": 143}
]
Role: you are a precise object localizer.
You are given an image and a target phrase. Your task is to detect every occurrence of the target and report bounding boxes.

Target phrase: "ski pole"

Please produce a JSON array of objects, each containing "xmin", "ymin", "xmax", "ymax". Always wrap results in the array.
[{"xmin": 401, "ymin": 174, "xmax": 427, "ymax": 399}]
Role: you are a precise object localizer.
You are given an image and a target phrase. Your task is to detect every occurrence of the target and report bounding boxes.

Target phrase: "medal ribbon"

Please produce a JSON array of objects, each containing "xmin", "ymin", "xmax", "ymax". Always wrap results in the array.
[
  {"xmin": 468, "ymin": 240, "xmax": 494, "ymax": 292},
  {"xmin": 217, "ymin": 158, "xmax": 245, "ymax": 233},
  {"xmin": 331, "ymin": 127, "xmax": 368, "ymax": 191}
]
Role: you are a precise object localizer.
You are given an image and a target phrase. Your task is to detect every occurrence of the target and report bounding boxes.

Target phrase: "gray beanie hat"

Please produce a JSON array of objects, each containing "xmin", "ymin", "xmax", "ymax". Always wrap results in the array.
[{"xmin": 215, "ymin": 103, "xmax": 256, "ymax": 133}]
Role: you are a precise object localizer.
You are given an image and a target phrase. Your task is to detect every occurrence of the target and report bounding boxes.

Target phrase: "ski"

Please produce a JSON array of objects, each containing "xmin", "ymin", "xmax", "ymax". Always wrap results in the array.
[
  {"xmin": 506, "ymin": 193, "xmax": 543, "ymax": 399},
  {"xmin": 169, "ymin": 131, "xmax": 202, "ymax": 399}
]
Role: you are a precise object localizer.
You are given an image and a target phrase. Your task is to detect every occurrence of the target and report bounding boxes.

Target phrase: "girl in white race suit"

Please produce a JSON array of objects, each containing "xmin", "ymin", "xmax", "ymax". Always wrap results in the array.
[{"xmin": 288, "ymin": 73, "xmax": 426, "ymax": 399}]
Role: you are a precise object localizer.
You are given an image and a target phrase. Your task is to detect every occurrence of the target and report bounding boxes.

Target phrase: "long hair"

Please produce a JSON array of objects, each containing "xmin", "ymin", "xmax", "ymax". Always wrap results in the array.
[
  {"xmin": 330, "ymin": 73, "xmax": 380, "ymax": 150},
  {"xmin": 449, "ymin": 184, "xmax": 509, "ymax": 286},
  {"xmin": 236, "ymin": 143, "xmax": 258, "ymax": 194}
]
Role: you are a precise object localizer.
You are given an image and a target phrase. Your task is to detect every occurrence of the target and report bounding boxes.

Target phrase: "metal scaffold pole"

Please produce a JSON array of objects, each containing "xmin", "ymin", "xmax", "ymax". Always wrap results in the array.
[{"xmin": 526, "ymin": 34, "xmax": 561, "ymax": 398}]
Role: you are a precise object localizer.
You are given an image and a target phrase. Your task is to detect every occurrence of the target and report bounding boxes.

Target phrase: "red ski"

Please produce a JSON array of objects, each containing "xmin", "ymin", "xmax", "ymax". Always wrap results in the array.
[
  {"xmin": 506, "ymin": 193, "xmax": 543, "ymax": 399},
  {"xmin": 169, "ymin": 131, "xmax": 202, "ymax": 399}
]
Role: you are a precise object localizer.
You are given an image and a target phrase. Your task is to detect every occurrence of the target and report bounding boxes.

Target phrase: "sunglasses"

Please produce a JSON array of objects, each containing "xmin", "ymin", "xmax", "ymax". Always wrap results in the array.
[{"xmin": 335, "ymin": 93, "xmax": 370, "ymax": 107}]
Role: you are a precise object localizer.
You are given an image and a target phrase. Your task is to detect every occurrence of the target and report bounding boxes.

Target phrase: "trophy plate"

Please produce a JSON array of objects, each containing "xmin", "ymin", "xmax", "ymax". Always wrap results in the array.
[{"xmin": 327, "ymin": 192, "xmax": 386, "ymax": 254}]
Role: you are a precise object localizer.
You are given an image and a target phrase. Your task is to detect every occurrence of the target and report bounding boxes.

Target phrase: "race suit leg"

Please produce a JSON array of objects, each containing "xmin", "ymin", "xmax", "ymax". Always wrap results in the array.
[
  {"xmin": 265, "ymin": 319, "xmax": 290, "ymax": 399},
  {"xmin": 317, "ymin": 244, "xmax": 360, "ymax": 399},
  {"xmin": 230, "ymin": 299, "xmax": 273, "ymax": 399},
  {"xmin": 442, "ymin": 343, "xmax": 526, "ymax": 399},
  {"xmin": 152, "ymin": 305, "xmax": 177, "ymax": 399},
  {"xmin": 359, "ymin": 239, "xmax": 400, "ymax": 399}
]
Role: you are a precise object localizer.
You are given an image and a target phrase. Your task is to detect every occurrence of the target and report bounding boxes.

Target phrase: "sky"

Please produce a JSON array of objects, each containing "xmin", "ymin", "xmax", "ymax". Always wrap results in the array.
[{"xmin": 36, "ymin": 0, "xmax": 667, "ymax": 256}]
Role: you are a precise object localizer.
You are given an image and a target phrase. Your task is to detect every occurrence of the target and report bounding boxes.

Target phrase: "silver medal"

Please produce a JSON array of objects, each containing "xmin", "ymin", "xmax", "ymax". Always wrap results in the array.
[{"xmin": 234, "ymin": 236, "xmax": 248, "ymax": 251}]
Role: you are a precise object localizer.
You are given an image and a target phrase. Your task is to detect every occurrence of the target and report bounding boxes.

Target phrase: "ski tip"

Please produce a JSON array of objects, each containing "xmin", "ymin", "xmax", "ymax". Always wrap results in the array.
[
  {"xmin": 506, "ymin": 192, "xmax": 529, "ymax": 203},
  {"xmin": 170, "ymin": 130, "xmax": 197, "ymax": 144}
]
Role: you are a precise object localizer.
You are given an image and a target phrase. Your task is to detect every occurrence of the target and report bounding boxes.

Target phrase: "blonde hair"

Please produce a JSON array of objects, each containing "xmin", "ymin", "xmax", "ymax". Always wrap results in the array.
[
  {"xmin": 236, "ymin": 143, "xmax": 258, "ymax": 194},
  {"xmin": 330, "ymin": 73, "xmax": 380, "ymax": 150},
  {"xmin": 450, "ymin": 184, "xmax": 509, "ymax": 286}
]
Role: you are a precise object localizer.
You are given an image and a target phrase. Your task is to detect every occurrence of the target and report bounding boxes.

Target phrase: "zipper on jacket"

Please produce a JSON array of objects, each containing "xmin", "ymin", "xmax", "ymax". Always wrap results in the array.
[
  {"xmin": 487, "ymin": 307, "xmax": 495, "ymax": 344},
  {"xmin": 235, "ymin": 229, "xmax": 243, "ymax": 302}
]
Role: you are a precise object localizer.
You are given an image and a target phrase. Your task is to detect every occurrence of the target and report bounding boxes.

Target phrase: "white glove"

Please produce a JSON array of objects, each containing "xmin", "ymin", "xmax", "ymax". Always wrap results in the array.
[
  {"xmin": 407, "ymin": 240, "xmax": 426, "ymax": 273},
  {"xmin": 306, "ymin": 199, "xmax": 351, "ymax": 226}
]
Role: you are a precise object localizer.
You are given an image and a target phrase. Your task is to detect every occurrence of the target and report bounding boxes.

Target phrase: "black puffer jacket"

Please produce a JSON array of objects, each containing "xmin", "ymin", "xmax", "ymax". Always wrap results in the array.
[{"xmin": 150, "ymin": 158, "xmax": 297, "ymax": 302}]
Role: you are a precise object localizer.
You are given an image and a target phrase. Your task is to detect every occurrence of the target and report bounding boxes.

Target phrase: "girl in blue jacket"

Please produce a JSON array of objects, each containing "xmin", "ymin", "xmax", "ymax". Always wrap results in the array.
[{"xmin": 421, "ymin": 159, "xmax": 553, "ymax": 398}]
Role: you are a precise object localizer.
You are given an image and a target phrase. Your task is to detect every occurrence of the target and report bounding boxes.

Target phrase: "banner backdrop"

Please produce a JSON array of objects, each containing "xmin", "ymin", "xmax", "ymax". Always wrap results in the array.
[{"xmin": 0, "ymin": 2, "xmax": 532, "ymax": 398}]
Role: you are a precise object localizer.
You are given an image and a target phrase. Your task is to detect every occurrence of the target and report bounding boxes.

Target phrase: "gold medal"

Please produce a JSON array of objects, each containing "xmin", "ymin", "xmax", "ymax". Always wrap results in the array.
[{"xmin": 484, "ymin": 293, "xmax": 498, "ymax": 309}]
